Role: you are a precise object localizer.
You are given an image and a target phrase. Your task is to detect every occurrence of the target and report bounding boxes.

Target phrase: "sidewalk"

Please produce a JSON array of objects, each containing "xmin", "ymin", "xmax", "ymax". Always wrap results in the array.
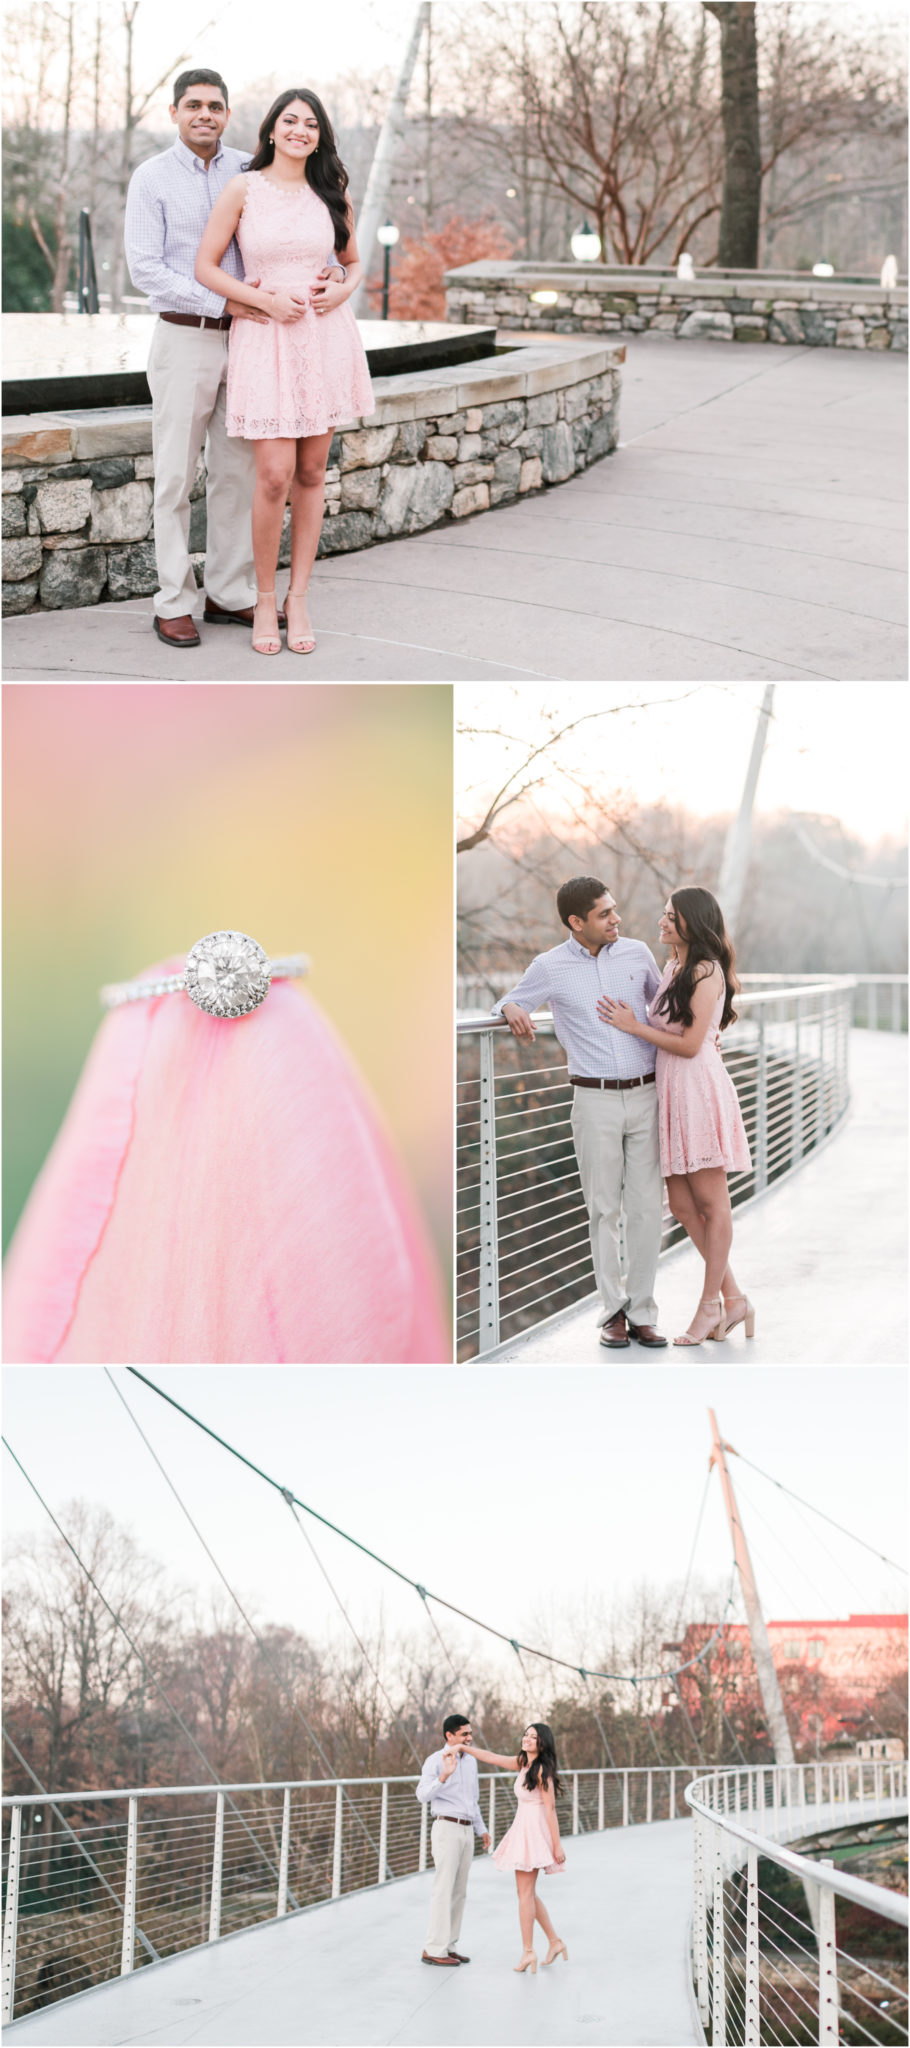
[
  {"xmin": 4, "ymin": 336, "xmax": 905, "ymax": 681},
  {"xmin": 3, "ymin": 1824, "xmax": 698, "ymax": 2048},
  {"xmin": 483, "ymin": 1029, "xmax": 907, "ymax": 1366}
]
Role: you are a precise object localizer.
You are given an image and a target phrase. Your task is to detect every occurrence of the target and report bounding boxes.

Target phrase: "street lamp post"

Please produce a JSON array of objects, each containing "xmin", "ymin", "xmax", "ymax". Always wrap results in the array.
[
  {"xmin": 570, "ymin": 220, "xmax": 602, "ymax": 263},
  {"xmin": 377, "ymin": 219, "xmax": 400, "ymax": 320}
]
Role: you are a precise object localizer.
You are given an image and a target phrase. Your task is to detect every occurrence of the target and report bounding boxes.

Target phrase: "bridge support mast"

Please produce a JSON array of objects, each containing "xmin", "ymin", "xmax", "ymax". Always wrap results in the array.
[
  {"xmin": 716, "ymin": 685, "xmax": 774, "ymax": 930},
  {"xmin": 708, "ymin": 1409, "xmax": 795, "ymax": 1767}
]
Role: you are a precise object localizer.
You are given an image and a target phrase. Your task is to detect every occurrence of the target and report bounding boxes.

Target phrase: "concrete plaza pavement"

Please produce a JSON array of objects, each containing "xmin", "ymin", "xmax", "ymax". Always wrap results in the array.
[
  {"xmin": 4, "ymin": 334, "xmax": 905, "ymax": 681},
  {"xmin": 483, "ymin": 1028, "xmax": 907, "ymax": 1366},
  {"xmin": 2, "ymin": 1824, "xmax": 699, "ymax": 2048}
]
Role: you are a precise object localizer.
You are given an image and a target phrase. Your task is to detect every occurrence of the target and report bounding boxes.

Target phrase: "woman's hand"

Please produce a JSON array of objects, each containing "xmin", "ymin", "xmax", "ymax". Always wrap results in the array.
[
  {"xmin": 310, "ymin": 272, "xmax": 347, "ymax": 316},
  {"xmin": 598, "ymin": 996, "xmax": 640, "ymax": 1035},
  {"xmin": 266, "ymin": 289, "xmax": 309, "ymax": 324},
  {"xmin": 553, "ymin": 1846, "xmax": 566, "ymax": 1866}
]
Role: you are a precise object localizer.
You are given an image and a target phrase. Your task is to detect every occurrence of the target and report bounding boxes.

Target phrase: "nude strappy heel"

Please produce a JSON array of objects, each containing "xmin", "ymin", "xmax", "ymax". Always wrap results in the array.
[
  {"xmin": 514, "ymin": 1948, "xmax": 538, "ymax": 1974},
  {"xmin": 714, "ymin": 1293, "xmax": 755, "ymax": 1339},
  {"xmin": 285, "ymin": 589, "xmax": 315, "ymax": 654},
  {"xmin": 252, "ymin": 591, "xmax": 281, "ymax": 656},
  {"xmin": 544, "ymin": 1938, "xmax": 568, "ymax": 1965},
  {"xmin": 674, "ymin": 1295, "xmax": 727, "ymax": 1346}
]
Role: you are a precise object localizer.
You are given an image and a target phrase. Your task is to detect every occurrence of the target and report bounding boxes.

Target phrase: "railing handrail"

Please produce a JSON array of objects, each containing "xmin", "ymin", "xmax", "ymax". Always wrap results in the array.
[
  {"xmin": 1, "ymin": 1763, "xmax": 695, "ymax": 1808},
  {"xmin": 685, "ymin": 1764, "xmax": 908, "ymax": 1928},
  {"xmin": 457, "ymin": 979, "xmax": 865, "ymax": 1033}
]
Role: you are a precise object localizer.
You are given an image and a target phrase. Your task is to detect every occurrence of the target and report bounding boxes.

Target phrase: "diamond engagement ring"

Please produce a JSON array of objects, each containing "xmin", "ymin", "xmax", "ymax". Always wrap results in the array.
[{"xmin": 100, "ymin": 930, "xmax": 310, "ymax": 1020}]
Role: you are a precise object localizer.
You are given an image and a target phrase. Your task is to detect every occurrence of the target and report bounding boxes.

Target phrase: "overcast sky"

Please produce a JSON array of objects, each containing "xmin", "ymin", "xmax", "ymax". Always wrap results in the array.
[
  {"xmin": 456, "ymin": 683, "xmax": 909, "ymax": 847},
  {"xmin": 3, "ymin": 1368, "xmax": 905, "ymax": 1692}
]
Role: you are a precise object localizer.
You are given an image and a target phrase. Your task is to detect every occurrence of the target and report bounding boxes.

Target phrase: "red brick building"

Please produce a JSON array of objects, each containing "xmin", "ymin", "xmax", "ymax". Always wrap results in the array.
[{"xmin": 663, "ymin": 1613, "xmax": 907, "ymax": 1751}]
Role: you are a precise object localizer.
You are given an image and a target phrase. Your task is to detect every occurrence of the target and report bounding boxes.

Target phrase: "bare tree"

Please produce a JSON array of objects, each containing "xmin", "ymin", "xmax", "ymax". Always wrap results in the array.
[{"xmin": 704, "ymin": 2, "xmax": 762, "ymax": 266}]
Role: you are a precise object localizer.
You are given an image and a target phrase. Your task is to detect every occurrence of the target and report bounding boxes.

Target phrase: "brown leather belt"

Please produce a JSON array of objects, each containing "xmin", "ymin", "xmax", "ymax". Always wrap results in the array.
[
  {"xmin": 159, "ymin": 312, "xmax": 232, "ymax": 331},
  {"xmin": 570, "ymin": 1072, "xmax": 656, "ymax": 1090},
  {"xmin": 433, "ymin": 1815, "xmax": 470, "ymax": 1826}
]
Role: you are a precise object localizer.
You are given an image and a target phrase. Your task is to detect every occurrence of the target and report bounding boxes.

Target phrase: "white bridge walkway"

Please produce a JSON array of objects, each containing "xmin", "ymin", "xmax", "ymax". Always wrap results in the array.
[
  {"xmin": 3, "ymin": 1824, "xmax": 698, "ymax": 2048},
  {"xmin": 484, "ymin": 1028, "xmax": 907, "ymax": 1365}
]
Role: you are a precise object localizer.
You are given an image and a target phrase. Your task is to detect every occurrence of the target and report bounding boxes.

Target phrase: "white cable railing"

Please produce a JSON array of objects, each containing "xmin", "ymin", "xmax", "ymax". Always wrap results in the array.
[
  {"xmin": 456, "ymin": 975, "xmax": 906, "ymax": 1359},
  {"xmin": 1, "ymin": 1765, "xmax": 697, "ymax": 2023},
  {"xmin": 685, "ymin": 1762, "xmax": 908, "ymax": 2046}
]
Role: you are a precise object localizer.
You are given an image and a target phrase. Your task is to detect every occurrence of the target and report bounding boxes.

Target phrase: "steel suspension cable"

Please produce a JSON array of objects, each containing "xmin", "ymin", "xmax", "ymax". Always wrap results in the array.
[
  {"xmin": 1, "ymin": 1436, "xmax": 285, "ymax": 1893},
  {"xmin": 103, "ymin": 1376, "xmax": 385, "ymax": 1873},
  {"xmin": 279, "ymin": 1490, "xmax": 423, "ymax": 1771},
  {"xmin": 1, "ymin": 1732, "xmax": 161, "ymax": 1963},
  {"xmin": 125, "ymin": 1370, "xmax": 736, "ymax": 1686},
  {"xmin": 730, "ymin": 1450, "xmax": 907, "ymax": 1575},
  {"xmin": 672, "ymin": 1464, "xmax": 714, "ymax": 1640}
]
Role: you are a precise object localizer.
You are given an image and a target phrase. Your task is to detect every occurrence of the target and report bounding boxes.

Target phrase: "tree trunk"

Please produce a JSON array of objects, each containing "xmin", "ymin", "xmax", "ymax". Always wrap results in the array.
[{"xmin": 704, "ymin": 1, "xmax": 762, "ymax": 268}]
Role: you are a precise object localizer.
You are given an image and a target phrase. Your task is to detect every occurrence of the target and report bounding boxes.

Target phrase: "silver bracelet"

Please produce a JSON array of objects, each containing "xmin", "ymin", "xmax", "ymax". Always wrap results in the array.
[{"xmin": 100, "ymin": 929, "xmax": 309, "ymax": 1020}]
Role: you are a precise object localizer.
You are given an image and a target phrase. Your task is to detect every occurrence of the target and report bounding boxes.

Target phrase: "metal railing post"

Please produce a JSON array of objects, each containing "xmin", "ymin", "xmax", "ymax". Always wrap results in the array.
[
  {"xmin": 868, "ymin": 981, "xmax": 878, "ymax": 1033},
  {"xmin": 331, "ymin": 1784, "xmax": 343, "ymax": 1899},
  {"xmin": 646, "ymin": 1772, "xmax": 653, "ymax": 1825},
  {"xmin": 277, "ymin": 1787, "xmax": 290, "ymax": 1916},
  {"xmin": 792, "ymin": 994, "xmax": 803, "ymax": 1161},
  {"xmin": 477, "ymin": 1031, "xmax": 500, "ymax": 1351},
  {"xmin": 209, "ymin": 1791, "xmax": 224, "ymax": 1942},
  {"xmin": 378, "ymin": 1781, "xmax": 389, "ymax": 1884},
  {"xmin": 818, "ymin": 997, "xmax": 827, "ymax": 1135},
  {"xmin": 669, "ymin": 1767, "xmax": 676, "ymax": 1820},
  {"xmin": 745, "ymin": 1843, "xmax": 760, "ymax": 2045},
  {"xmin": 755, "ymin": 1011, "xmax": 768, "ymax": 1192},
  {"xmin": 694, "ymin": 1816, "xmax": 710, "ymax": 2025},
  {"xmin": 597, "ymin": 1771, "xmax": 604, "ymax": 1831},
  {"xmin": 817, "ymin": 1865, "xmax": 838, "ymax": 2045},
  {"xmin": 622, "ymin": 1771, "xmax": 629, "ymax": 1827},
  {"xmin": 488, "ymin": 1777, "xmax": 496, "ymax": 1848},
  {"xmin": 712, "ymin": 1824, "xmax": 727, "ymax": 2047},
  {"xmin": 418, "ymin": 1797, "xmax": 428, "ymax": 1872},
  {"xmin": 1, "ymin": 1804, "xmax": 22, "ymax": 2024},
  {"xmin": 120, "ymin": 1797, "xmax": 138, "ymax": 1975},
  {"xmin": 891, "ymin": 980, "xmax": 900, "ymax": 1033},
  {"xmin": 572, "ymin": 1773, "xmax": 579, "ymax": 1836}
]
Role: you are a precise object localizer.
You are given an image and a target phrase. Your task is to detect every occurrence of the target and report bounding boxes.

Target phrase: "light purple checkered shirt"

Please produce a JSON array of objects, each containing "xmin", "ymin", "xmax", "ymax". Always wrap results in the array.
[
  {"xmin": 491, "ymin": 934, "xmax": 662, "ymax": 1080},
  {"xmin": 124, "ymin": 136, "xmax": 250, "ymax": 317}
]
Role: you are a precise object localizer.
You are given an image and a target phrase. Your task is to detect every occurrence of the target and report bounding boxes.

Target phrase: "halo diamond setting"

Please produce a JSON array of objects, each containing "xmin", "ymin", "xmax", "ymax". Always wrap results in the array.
[{"xmin": 184, "ymin": 931, "xmax": 271, "ymax": 1019}]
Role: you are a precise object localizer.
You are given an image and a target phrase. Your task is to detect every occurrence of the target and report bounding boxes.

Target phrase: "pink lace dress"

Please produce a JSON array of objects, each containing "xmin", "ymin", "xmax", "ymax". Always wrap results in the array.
[
  {"xmin": 227, "ymin": 173, "xmax": 374, "ymax": 439},
  {"xmin": 492, "ymin": 1771, "xmax": 564, "ymax": 1876},
  {"xmin": 653, "ymin": 962, "xmax": 752, "ymax": 1177}
]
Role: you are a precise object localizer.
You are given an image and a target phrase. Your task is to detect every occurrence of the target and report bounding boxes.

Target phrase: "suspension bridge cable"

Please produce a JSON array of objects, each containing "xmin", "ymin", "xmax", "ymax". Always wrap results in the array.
[
  {"xmin": 1, "ymin": 1732, "xmax": 161, "ymax": 1963},
  {"xmin": 1, "ymin": 1436, "xmax": 285, "ymax": 1894},
  {"xmin": 279, "ymin": 1491, "xmax": 424, "ymax": 1771},
  {"xmin": 125, "ymin": 1370, "xmax": 736, "ymax": 1686},
  {"xmin": 673, "ymin": 1464, "xmax": 714, "ymax": 1640},
  {"xmin": 103, "ymin": 1375, "xmax": 386, "ymax": 1873},
  {"xmin": 730, "ymin": 1450, "xmax": 908, "ymax": 1576}
]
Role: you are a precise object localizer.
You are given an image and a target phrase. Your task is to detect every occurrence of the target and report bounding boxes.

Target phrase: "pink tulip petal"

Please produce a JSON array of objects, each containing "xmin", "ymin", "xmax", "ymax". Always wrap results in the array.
[{"xmin": 3, "ymin": 963, "xmax": 448, "ymax": 1364}]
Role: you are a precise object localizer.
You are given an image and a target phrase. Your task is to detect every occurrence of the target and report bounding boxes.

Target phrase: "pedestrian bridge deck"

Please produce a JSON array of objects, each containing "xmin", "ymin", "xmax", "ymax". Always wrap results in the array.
[
  {"xmin": 3, "ymin": 1823, "xmax": 698, "ymax": 2048},
  {"xmin": 483, "ymin": 1028, "xmax": 907, "ymax": 1365}
]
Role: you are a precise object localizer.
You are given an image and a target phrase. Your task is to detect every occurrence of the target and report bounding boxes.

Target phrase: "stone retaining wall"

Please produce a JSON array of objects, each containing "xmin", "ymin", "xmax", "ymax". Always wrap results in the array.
[
  {"xmin": 445, "ymin": 262, "xmax": 909, "ymax": 351},
  {"xmin": 2, "ymin": 337, "xmax": 622, "ymax": 614}
]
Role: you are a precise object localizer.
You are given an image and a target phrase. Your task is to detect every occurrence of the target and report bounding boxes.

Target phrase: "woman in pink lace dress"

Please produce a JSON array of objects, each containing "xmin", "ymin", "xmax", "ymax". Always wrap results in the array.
[
  {"xmin": 454, "ymin": 1724, "xmax": 567, "ymax": 1974},
  {"xmin": 598, "ymin": 888, "xmax": 753, "ymax": 1347},
  {"xmin": 196, "ymin": 89, "xmax": 374, "ymax": 656}
]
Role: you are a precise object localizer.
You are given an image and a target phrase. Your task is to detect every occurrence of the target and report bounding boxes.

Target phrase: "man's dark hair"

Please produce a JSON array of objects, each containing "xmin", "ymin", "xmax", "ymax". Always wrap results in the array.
[
  {"xmin": 443, "ymin": 1712, "xmax": 470, "ymax": 1737},
  {"xmin": 173, "ymin": 68, "xmax": 229, "ymax": 107},
  {"xmin": 556, "ymin": 875, "xmax": 608, "ymax": 928}
]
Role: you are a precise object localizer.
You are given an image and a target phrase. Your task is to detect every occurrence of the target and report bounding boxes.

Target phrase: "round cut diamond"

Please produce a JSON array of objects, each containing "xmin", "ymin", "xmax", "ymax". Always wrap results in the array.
[{"xmin": 184, "ymin": 931, "xmax": 271, "ymax": 1019}]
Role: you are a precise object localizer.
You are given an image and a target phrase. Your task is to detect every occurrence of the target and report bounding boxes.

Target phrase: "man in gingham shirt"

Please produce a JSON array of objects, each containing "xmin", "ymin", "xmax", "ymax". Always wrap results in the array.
[
  {"xmin": 492, "ymin": 876, "xmax": 668, "ymax": 1348},
  {"xmin": 124, "ymin": 67, "xmax": 343, "ymax": 650}
]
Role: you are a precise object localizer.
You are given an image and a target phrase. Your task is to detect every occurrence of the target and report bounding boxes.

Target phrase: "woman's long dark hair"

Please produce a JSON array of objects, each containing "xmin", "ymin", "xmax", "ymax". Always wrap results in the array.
[
  {"xmin": 245, "ymin": 89, "xmax": 351, "ymax": 252},
  {"xmin": 518, "ymin": 1722, "xmax": 562, "ymax": 1796},
  {"xmin": 655, "ymin": 886, "xmax": 739, "ymax": 1032}
]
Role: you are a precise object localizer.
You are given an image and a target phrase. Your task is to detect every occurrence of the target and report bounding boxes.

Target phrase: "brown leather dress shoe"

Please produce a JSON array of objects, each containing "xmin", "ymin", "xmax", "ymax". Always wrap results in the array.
[
  {"xmin": 599, "ymin": 1310, "xmax": 630, "ymax": 1348},
  {"xmin": 447, "ymin": 1952, "xmax": 470, "ymax": 1963},
  {"xmin": 204, "ymin": 597, "xmax": 287, "ymax": 628},
  {"xmin": 154, "ymin": 614, "xmax": 201, "ymax": 647},
  {"xmin": 421, "ymin": 1951, "xmax": 460, "ymax": 1966},
  {"xmin": 627, "ymin": 1321, "xmax": 668, "ymax": 1348}
]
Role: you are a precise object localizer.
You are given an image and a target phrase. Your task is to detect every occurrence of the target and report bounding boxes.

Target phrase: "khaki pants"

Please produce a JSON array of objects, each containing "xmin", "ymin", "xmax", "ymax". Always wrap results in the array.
[
  {"xmin": 425, "ymin": 1818, "xmax": 475, "ymax": 1957},
  {"xmin": 570, "ymin": 1080, "xmax": 663, "ymax": 1325},
  {"xmin": 146, "ymin": 319, "xmax": 256, "ymax": 618}
]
